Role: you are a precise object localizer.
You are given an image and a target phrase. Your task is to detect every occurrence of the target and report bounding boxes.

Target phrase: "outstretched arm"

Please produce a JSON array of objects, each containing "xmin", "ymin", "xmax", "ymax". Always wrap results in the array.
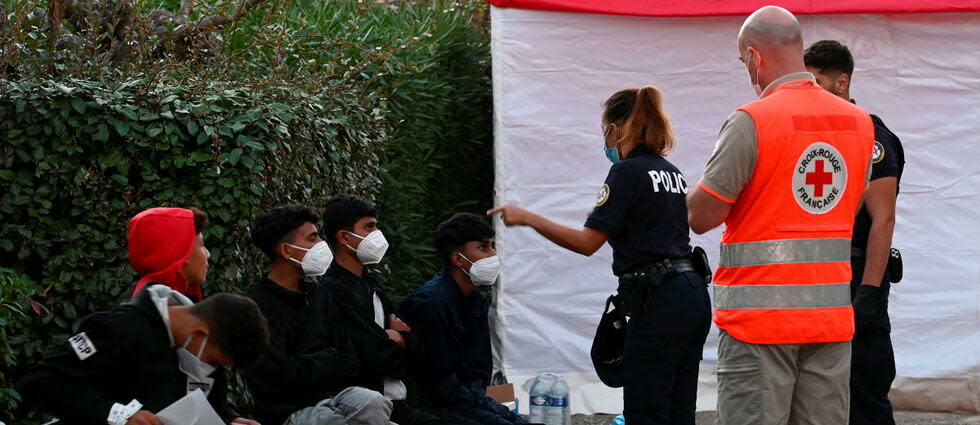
[{"xmin": 488, "ymin": 205, "xmax": 608, "ymax": 256}]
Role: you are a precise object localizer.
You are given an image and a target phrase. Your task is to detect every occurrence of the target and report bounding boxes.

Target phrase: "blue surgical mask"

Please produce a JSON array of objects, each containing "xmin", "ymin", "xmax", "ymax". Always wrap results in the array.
[{"xmin": 604, "ymin": 146, "xmax": 621, "ymax": 164}]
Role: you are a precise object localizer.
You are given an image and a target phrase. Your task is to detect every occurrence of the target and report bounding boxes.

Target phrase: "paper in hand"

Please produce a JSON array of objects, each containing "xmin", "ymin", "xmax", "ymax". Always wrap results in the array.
[{"xmin": 156, "ymin": 389, "xmax": 224, "ymax": 425}]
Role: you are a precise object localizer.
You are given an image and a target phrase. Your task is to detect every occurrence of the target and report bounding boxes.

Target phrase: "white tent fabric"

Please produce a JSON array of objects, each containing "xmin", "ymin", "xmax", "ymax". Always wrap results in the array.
[{"xmin": 489, "ymin": 7, "xmax": 980, "ymax": 414}]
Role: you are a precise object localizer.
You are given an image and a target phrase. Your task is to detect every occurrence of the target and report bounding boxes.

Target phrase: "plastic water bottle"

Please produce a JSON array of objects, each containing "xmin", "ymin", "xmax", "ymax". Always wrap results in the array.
[
  {"xmin": 528, "ymin": 376, "xmax": 550, "ymax": 423},
  {"xmin": 611, "ymin": 415, "xmax": 626, "ymax": 425},
  {"xmin": 547, "ymin": 376, "xmax": 570, "ymax": 425}
]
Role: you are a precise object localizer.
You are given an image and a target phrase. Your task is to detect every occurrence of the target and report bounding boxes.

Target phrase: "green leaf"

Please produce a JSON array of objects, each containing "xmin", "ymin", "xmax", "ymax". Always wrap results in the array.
[
  {"xmin": 110, "ymin": 119, "xmax": 129, "ymax": 136},
  {"xmin": 111, "ymin": 174, "xmax": 128, "ymax": 185},
  {"xmin": 228, "ymin": 148, "xmax": 243, "ymax": 165},
  {"xmin": 71, "ymin": 99, "xmax": 88, "ymax": 114},
  {"xmin": 240, "ymin": 154, "xmax": 254, "ymax": 169},
  {"xmin": 147, "ymin": 127, "xmax": 163, "ymax": 137},
  {"xmin": 186, "ymin": 120, "xmax": 200, "ymax": 135},
  {"xmin": 160, "ymin": 111, "xmax": 175, "ymax": 119},
  {"xmin": 191, "ymin": 152, "xmax": 210, "ymax": 162},
  {"xmin": 94, "ymin": 124, "xmax": 110, "ymax": 142},
  {"xmin": 118, "ymin": 106, "xmax": 139, "ymax": 121}
]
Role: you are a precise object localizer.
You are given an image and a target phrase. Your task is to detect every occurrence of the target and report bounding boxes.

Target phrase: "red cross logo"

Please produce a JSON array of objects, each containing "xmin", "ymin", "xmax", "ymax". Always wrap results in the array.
[{"xmin": 805, "ymin": 160, "xmax": 834, "ymax": 197}]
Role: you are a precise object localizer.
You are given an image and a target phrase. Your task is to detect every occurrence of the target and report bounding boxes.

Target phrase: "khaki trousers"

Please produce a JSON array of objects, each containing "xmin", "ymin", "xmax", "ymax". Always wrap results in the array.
[{"xmin": 716, "ymin": 330, "xmax": 851, "ymax": 425}]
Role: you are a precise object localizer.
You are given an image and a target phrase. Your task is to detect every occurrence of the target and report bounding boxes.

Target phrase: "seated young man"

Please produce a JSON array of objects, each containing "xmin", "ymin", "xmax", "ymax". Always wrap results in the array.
[
  {"xmin": 127, "ymin": 207, "xmax": 213, "ymax": 302},
  {"xmin": 320, "ymin": 195, "xmax": 466, "ymax": 425},
  {"xmin": 399, "ymin": 213, "xmax": 528, "ymax": 425},
  {"xmin": 247, "ymin": 205, "xmax": 393, "ymax": 425},
  {"xmin": 17, "ymin": 285, "xmax": 269, "ymax": 425}
]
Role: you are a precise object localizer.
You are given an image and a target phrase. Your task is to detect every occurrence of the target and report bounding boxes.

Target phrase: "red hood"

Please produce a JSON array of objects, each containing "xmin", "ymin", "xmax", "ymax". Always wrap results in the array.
[{"xmin": 128, "ymin": 207, "xmax": 202, "ymax": 300}]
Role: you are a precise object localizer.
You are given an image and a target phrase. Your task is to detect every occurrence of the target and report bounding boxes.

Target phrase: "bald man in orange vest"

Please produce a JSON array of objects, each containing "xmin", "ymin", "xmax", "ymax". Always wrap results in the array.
[{"xmin": 687, "ymin": 6, "xmax": 874, "ymax": 425}]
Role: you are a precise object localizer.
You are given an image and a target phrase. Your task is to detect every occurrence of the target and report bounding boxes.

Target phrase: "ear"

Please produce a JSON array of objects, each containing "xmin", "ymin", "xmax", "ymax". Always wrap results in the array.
[
  {"xmin": 450, "ymin": 251, "xmax": 466, "ymax": 269},
  {"xmin": 334, "ymin": 230, "xmax": 348, "ymax": 248},
  {"xmin": 276, "ymin": 242, "xmax": 291, "ymax": 262},
  {"xmin": 836, "ymin": 73, "xmax": 850, "ymax": 95},
  {"xmin": 747, "ymin": 47, "xmax": 762, "ymax": 67},
  {"xmin": 189, "ymin": 324, "xmax": 210, "ymax": 343}
]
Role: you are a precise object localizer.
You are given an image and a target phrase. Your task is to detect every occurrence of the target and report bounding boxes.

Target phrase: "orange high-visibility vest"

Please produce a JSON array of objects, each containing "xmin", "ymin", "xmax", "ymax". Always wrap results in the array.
[{"xmin": 711, "ymin": 79, "xmax": 874, "ymax": 345}]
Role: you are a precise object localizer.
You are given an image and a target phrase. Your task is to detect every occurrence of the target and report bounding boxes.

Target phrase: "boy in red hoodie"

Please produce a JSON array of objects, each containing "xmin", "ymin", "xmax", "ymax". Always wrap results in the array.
[{"xmin": 128, "ymin": 207, "xmax": 211, "ymax": 301}]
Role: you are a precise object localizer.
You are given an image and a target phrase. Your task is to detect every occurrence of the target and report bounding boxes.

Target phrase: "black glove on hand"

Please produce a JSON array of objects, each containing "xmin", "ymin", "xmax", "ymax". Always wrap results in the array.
[{"xmin": 852, "ymin": 284, "xmax": 885, "ymax": 333}]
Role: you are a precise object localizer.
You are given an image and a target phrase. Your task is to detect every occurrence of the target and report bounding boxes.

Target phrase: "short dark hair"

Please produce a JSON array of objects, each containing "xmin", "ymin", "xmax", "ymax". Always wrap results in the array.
[
  {"xmin": 436, "ymin": 213, "xmax": 494, "ymax": 269},
  {"xmin": 250, "ymin": 205, "xmax": 319, "ymax": 260},
  {"xmin": 804, "ymin": 40, "xmax": 854, "ymax": 77},
  {"xmin": 189, "ymin": 207, "xmax": 209, "ymax": 234},
  {"xmin": 190, "ymin": 293, "xmax": 269, "ymax": 369},
  {"xmin": 321, "ymin": 195, "xmax": 377, "ymax": 249}
]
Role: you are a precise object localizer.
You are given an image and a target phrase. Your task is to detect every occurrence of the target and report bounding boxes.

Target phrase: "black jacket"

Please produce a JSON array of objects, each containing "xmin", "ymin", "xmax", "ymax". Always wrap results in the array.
[
  {"xmin": 246, "ymin": 277, "xmax": 360, "ymax": 425},
  {"xmin": 16, "ymin": 288, "xmax": 238, "ymax": 424},
  {"xmin": 399, "ymin": 272, "xmax": 528, "ymax": 425},
  {"xmin": 319, "ymin": 262, "xmax": 418, "ymax": 394},
  {"xmin": 398, "ymin": 271, "xmax": 492, "ymax": 405}
]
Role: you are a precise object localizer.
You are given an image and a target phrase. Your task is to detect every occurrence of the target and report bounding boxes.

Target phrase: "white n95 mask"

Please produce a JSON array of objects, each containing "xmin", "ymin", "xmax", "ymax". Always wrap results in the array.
[
  {"xmin": 177, "ymin": 335, "xmax": 216, "ymax": 382},
  {"xmin": 461, "ymin": 254, "xmax": 501, "ymax": 286},
  {"xmin": 287, "ymin": 241, "xmax": 333, "ymax": 277},
  {"xmin": 345, "ymin": 230, "xmax": 389, "ymax": 265}
]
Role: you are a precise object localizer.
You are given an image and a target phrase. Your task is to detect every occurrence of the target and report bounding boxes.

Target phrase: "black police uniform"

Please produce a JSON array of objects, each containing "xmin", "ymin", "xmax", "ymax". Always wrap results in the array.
[
  {"xmin": 850, "ymin": 113, "xmax": 905, "ymax": 425},
  {"xmin": 584, "ymin": 145, "xmax": 711, "ymax": 425}
]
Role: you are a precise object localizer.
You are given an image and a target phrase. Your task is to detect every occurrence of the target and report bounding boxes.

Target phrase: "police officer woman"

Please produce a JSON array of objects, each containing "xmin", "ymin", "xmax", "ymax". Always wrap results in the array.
[{"xmin": 489, "ymin": 87, "xmax": 711, "ymax": 425}]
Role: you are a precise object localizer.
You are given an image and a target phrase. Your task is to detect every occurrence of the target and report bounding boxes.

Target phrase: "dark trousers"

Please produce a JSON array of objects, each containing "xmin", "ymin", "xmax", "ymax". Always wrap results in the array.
[
  {"xmin": 849, "ymin": 257, "xmax": 897, "ymax": 425},
  {"xmin": 391, "ymin": 401, "xmax": 478, "ymax": 425},
  {"xmin": 446, "ymin": 401, "xmax": 529, "ymax": 425},
  {"xmin": 623, "ymin": 272, "xmax": 711, "ymax": 425}
]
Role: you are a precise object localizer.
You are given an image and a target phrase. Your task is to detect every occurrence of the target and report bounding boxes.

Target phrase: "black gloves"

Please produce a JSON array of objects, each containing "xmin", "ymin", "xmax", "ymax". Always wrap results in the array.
[{"xmin": 852, "ymin": 284, "xmax": 887, "ymax": 333}]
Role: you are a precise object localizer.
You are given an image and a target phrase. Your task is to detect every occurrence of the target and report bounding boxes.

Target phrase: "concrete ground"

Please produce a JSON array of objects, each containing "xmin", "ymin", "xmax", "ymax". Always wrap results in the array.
[{"xmin": 571, "ymin": 411, "xmax": 980, "ymax": 425}]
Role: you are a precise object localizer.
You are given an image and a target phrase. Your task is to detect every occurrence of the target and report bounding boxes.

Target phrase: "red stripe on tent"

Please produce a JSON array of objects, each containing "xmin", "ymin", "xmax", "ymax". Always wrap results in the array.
[{"xmin": 487, "ymin": 0, "xmax": 980, "ymax": 17}]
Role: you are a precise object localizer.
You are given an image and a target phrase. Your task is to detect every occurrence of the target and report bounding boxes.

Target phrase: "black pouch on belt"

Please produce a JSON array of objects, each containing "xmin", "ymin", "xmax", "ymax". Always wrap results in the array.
[
  {"xmin": 888, "ymin": 248, "xmax": 903, "ymax": 283},
  {"xmin": 690, "ymin": 246, "xmax": 712, "ymax": 286},
  {"xmin": 616, "ymin": 259, "xmax": 675, "ymax": 317}
]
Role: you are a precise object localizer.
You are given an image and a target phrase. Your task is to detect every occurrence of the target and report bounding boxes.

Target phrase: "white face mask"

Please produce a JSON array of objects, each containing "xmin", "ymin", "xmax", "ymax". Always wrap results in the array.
[
  {"xmin": 177, "ymin": 335, "xmax": 216, "ymax": 382},
  {"xmin": 345, "ymin": 230, "xmax": 389, "ymax": 265},
  {"xmin": 460, "ymin": 254, "xmax": 501, "ymax": 286},
  {"xmin": 287, "ymin": 241, "xmax": 333, "ymax": 276}
]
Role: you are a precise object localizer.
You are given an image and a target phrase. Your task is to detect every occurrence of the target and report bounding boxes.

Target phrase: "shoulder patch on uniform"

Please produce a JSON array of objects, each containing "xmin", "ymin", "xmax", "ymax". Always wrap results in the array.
[
  {"xmin": 872, "ymin": 141, "xmax": 885, "ymax": 164},
  {"xmin": 68, "ymin": 332, "xmax": 97, "ymax": 361},
  {"xmin": 595, "ymin": 184, "xmax": 610, "ymax": 207}
]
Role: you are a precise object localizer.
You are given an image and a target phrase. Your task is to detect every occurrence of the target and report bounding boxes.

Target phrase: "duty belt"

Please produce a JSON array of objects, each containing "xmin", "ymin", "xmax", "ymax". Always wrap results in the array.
[
  {"xmin": 622, "ymin": 258, "xmax": 695, "ymax": 280},
  {"xmin": 615, "ymin": 258, "xmax": 695, "ymax": 317}
]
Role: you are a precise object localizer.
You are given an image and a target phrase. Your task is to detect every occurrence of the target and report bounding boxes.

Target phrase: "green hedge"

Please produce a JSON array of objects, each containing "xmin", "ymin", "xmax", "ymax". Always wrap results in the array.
[{"xmin": 0, "ymin": 75, "xmax": 387, "ymax": 420}]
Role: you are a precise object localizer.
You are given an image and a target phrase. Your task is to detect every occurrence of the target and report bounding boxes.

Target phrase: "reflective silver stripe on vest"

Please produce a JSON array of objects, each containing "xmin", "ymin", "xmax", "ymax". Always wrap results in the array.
[
  {"xmin": 719, "ymin": 238, "xmax": 850, "ymax": 268},
  {"xmin": 714, "ymin": 283, "xmax": 851, "ymax": 310}
]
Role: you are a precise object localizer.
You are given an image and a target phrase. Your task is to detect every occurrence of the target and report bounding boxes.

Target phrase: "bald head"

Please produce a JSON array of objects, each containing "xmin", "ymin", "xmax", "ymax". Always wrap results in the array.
[
  {"xmin": 738, "ymin": 6, "xmax": 803, "ymax": 53},
  {"xmin": 737, "ymin": 6, "xmax": 806, "ymax": 95}
]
